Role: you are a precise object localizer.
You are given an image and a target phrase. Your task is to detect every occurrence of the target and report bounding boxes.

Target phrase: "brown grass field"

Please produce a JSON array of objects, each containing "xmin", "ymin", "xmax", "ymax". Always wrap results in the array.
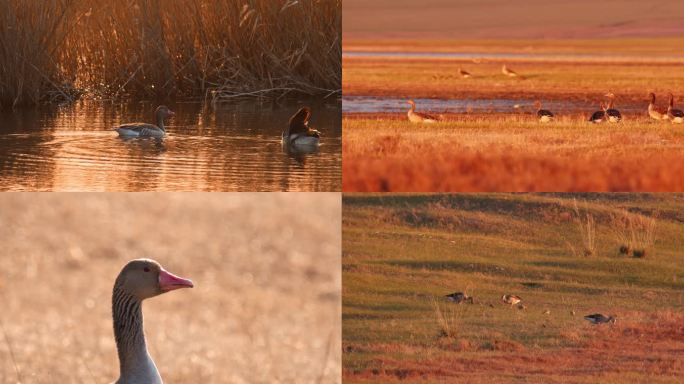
[
  {"xmin": 342, "ymin": 39, "xmax": 684, "ymax": 192},
  {"xmin": 0, "ymin": 193, "xmax": 341, "ymax": 383},
  {"xmin": 343, "ymin": 193, "xmax": 684, "ymax": 383}
]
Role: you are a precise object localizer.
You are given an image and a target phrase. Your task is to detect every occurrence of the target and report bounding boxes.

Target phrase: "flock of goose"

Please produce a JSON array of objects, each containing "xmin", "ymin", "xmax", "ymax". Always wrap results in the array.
[
  {"xmin": 114, "ymin": 105, "xmax": 321, "ymax": 147},
  {"xmin": 445, "ymin": 291, "xmax": 617, "ymax": 325},
  {"xmin": 408, "ymin": 64, "xmax": 684, "ymax": 124}
]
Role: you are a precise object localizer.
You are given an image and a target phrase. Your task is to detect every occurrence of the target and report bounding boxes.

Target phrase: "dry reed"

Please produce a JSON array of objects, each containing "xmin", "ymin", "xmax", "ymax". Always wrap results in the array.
[
  {"xmin": 0, "ymin": 0, "xmax": 341, "ymax": 107},
  {"xmin": 571, "ymin": 200, "xmax": 597, "ymax": 257},
  {"xmin": 611, "ymin": 209, "xmax": 658, "ymax": 258},
  {"xmin": 430, "ymin": 296, "xmax": 461, "ymax": 338}
]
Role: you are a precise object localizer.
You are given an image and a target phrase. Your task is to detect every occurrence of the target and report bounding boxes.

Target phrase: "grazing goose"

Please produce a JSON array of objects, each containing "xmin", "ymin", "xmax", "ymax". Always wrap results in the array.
[
  {"xmin": 589, "ymin": 102, "xmax": 606, "ymax": 123},
  {"xmin": 458, "ymin": 67, "xmax": 472, "ymax": 79},
  {"xmin": 501, "ymin": 294, "xmax": 522, "ymax": 306},
  {"xmin": 113, "ymin": 259, "xmax": 193, "ymax": 384},
  {"xmin": 115, "ymin": 106, "xmax": 175, "ymax": 138},
  {"xmin": 584, "ymin": 313, "xmax": 616, "ymax": 325},
  {"xmin": 604, "ymin": 93, "xmax": 622, "ymax": 123},
  {"xmin": 667, "ymin": 93, "xmax": 684, "ymax": 123},
  {"xmin": 648, "ymin": 93, "xmax": 668, "ymax": 121},
  {"xmin": 502, "ymin": 64, "xmax": 524, "ymax": 79},
  {"xmin": 283, "ymin": 107, "xmax": 321, "ymax": 147},
  {"xmin": 407, "ymin": 100, "xmax": 439, "ymax": 123},
  {"xmin": 445, "ymin": 292, "xmax": 474, "ymax": 304},
  {"xmin": 535, "ymin": 101, "xmax": 554, "ymax": 123}
]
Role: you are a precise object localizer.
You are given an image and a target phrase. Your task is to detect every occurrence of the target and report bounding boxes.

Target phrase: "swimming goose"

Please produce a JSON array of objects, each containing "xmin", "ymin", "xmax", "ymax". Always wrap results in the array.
[
  {"xmin": 501, "ymin": 294, "xmax": 522, "ymax": 306},
  {"xmin": 604, "ymin": 93, "xmax": 622, "ymax": 123},
  {"xmin": 648, "ymin": 93, "xmax": 668, "ymax": 121},
  {"xmin": 445, "ymin": 292, "xmax": 474, "ymax": 304},
  {"xmin": 113, "ymin": 259, "xmax": 193, "ymax": 384},
  {"xmin": 589, "ymin": 102, "xmax": 606, "ymax": 123},
  {"xmin": 502, "ymin": 64, "xmax": 524, "ymax": 79},
  {"xmin": 583, "ymin": 313, "xmax": 616, "ymax": 325},
  {"xmin": 535, "ymin": 101, "xmax": 554, "ymax": 123},
  {"xmin": 283, "ymin": 107, "xmax": 320, "ymax": 147},
  {"xmin": 667, "ymin": 93, "xmax": 684, "ymax": 123},
  {"xmin": 458, "ymin": 67, "xmax": 472, "ymax": 79},
  {"xmin": 407, "ymin": 100, "xmax": 439, "ymax": 123},
  {"xmin": 115, "ymin": 106, "xmax": 175, "ymax": 138}
]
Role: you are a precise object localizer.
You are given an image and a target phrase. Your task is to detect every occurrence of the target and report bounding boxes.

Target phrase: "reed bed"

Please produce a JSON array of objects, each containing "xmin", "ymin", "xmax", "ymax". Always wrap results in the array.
[{"xmin": 0, "ymin": 0, "xmax": 341, "ymax": 107}]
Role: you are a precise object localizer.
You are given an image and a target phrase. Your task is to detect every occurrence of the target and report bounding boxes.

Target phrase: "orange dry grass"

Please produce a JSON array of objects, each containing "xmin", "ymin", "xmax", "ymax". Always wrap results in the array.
[
  {"xmin": 344, "ymin": 311, "xmax": 684, "ymax": 383},
  {"xmin": 343, "ymin": 116, "xmax": 684, "ymax": 192}
]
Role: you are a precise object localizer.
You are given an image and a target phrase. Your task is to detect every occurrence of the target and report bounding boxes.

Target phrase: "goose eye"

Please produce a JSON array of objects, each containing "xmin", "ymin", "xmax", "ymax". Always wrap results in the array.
[{"xmin": 144, "ymin": 267, "xmax": 150, "ymax": 272}]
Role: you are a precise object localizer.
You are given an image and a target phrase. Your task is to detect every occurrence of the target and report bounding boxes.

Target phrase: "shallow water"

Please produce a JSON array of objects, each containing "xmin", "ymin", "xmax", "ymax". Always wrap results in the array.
[
  {"xmin": 343, "ymin": 96, "xmax": 644, "ymax": 114},
  {"xmin": 0, "ymin": 100, "xmax": 341, "ymax": 191}
]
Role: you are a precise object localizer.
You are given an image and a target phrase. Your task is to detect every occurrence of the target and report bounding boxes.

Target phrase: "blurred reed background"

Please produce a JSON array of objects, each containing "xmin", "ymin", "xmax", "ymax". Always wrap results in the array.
[{"xmin": 0, "ymin": 0, "xmax": 341, "ymax": 107}]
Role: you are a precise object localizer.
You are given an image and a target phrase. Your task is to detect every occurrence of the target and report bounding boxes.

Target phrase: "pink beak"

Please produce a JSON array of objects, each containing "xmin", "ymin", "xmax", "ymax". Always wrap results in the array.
[
  {"xmin": 159, "ymin": 268, "xmax": 193, "ymax": 292},
  {"xmin": 168, "ymin": 110, "xmax": 175, "ymax": 116}
]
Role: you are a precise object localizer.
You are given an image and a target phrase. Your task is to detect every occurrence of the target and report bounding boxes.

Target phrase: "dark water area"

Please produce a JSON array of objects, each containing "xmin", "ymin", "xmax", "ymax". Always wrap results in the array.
[{"xmin": 0, "ymin": 99, "xmax": 341, "ymax": 191}]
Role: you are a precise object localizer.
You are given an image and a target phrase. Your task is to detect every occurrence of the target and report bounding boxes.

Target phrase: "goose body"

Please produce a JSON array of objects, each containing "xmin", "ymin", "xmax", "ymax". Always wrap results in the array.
[
  {"xmin": 113, "ymin": 259, "xmax": 193, "ymax": 384},
  {"xmin": 115, "ymin": 106, "xmax": 175, "ymax": 138},
  {"xmin": 648, "ymin": 93, "xmax": 668, "ymax": 121},
  {"xmin": 501, "ymin": 294, "xmax": 522, "ymax": 306},
  {"xmin": 668, "ymin": 93, "xmax": 684, "ymax": 123},
  {"xmin": 535, "ymin": 101, "xmax": 554, "ymax": 123},
  {"xmin": 584, "ymin": 313, "xmax": 616, "ymax": 324},
  {"xmin": 445, "ymin": 292, "xmax": 473, "ymax": 304},
  {"xmin": 604, "ymin": 93, "xmax": 622, "ymax": 123},
  {"xmin": 407, "ymin": 100, "xmax": 439, "ymax": 123},
  {"xmin": 283, "ymin": 107, "xmax": 321, "ymax": 147},
  {"xmin": 589, "ymin": 102, "xmax": 606, "ymax": 123},
  {"xmin": 458, "ymin": 67, "xmax": 472, "ymax": 79},
  {"xmin": 502, "ymin": 64, "xmax": 524, "ymax": 79}
]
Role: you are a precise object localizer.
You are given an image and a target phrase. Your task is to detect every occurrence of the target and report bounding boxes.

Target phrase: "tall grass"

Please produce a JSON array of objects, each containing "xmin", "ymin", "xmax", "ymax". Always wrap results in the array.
[
  {"xmin": 430, "ymin": 297, "xmax": 461, "ymax": 338},
  {"xmin": 611, "ymin": 209, "xmax": 658, "ymax": 258},
  {"xmin": 0, "ymin": 0, "xmax": 341, "ymax": 107},
  {"xmin": 571, "ymin": 200, "xmax": 597, "ymax": 257}
]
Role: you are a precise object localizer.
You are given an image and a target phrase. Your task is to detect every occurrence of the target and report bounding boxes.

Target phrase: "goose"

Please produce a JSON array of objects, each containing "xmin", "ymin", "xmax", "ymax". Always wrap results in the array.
[
  {"xmin": 584, "ymin": 313, "xmax": 616, "ymax": 325},
  {"xmin": 502, "ymin": 64, "xmax": 524, "ymax": 79},
  {"xmin": 407, "ymin": 100, "xmax": 439, "ymax": 123},
  {"xmin": 112, "ymin": 259, "xmax": 193, "ymax": 384},
  {"xmin": 589, "ymin": 102, "xmax": 606, "ymax": 123},
  {"xmin": 535, "ymin": 101, "xmax": 554, "ymax": 123},
  {"xmin": 604, "ymin": 93, "xmax": 622, "ymax": 123},
  {"xmin": 667, "ymin": 93, "xmax": 684, "ymax": 123},
  {"xmin": 647, "ymin": 93, "xmax": 668, "ymax": 121},
  {"xmin": 458, "ymin": 67, "xmax": 472, "ymax": 79},
  {"xmin": 115, "ymin": 106, "xmax": 175, "ymax": 138},
  {"xmin": 445, "ymin": 292, "xmax": 474, "ymax": 304},
  {"xmin": 501, "ymin": 294, "xmax": 522, "ymax": 306},
  {"xmin": 283, "ymin": 107, "xmax": 321, "ymax": 147}
]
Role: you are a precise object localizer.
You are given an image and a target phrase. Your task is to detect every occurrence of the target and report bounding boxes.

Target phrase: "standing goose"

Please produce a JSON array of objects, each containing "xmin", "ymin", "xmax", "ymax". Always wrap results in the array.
[
  {"xmin": 604, "ymin": 93, "xmax": 622, "ymax": 123},
  {"xmin": 115, "ymin": 106, "xmax": 175, "ymax": 138},
  {"xmin": 502, "ymin": 64, "xmax": 524, "ymax": 79},
  {"xmin": 458, "ymin": 67, "xmax": 472, "ymax": 79},
  {"xmin": 647, "ymin": 93, "xmax": 668, "ymax": 121},
  {"xmin": 589, "ymin": 102, "xmax": 606, "ymax": 123},
  {"xmin": 283, "ymin": 107, "xmax": 320, "ymax": 147},
  {"xmin": 113, "ymin": 259, "xmax": 193, "ymax": 384},
  {"xmin": 667, "ymin": 93, "xmax": 684, "ymax": 123},
  {"xmin": 535, "ymin": 101, "xmax": 554, "ymax": 123},
  {"xmin": 407, "ymin": 100, "xmax": 439, "ymax": 123},
  {"xmin": 445, "ymin": 292, "xmax": 474, "ymax": 304},
  {"xmin": 583, "ymin": 313, "xmax": 616, "ymax": 325},
  {"xmin": 501, "ymin": 294, "xmax": 522, "ymax": 306}
]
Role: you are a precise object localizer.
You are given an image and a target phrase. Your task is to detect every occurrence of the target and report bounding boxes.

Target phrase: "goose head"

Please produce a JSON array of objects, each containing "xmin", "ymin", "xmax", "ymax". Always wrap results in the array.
[
  {"xmin": 115, "ymin": 259, "xmax": 193, "ymax": 301},
  {"xmin": 407, "ymin": 99, "xmax": 416, "ymax": 107},
  {"xmin": 648, "ymin": 92, "xmax": 656, "ymax": 103},
  {"xmin": 155, "ymin": 105, "xmax": 175, "ymax": 121}
]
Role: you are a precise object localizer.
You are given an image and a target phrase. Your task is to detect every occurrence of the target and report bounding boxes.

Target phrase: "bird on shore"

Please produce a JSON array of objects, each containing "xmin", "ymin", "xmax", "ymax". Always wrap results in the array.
[
  {"xmin": 535, "ymin": 101, "xmax": 554, "ymax": 123},
  {"xmin": 584, "ymin": 313, "xmax": 616, "ymax": 325},
  {"xmin": 501, "ymin": 294, "xmax": 522, "ymax": 306},
  {"xmin": 667, "ymin": 93, "xmax": 684, "ymax": 123},
  {"xmin": 502, "ymin": 64, "xmax": 524, "ymax": 79},
  {"xmin": 112, "ymin": 259, "xmax": 193, "ymax": 384},
  {"xmin": 445, "ymin": 292, "xmax": 474, "ymax": 304},
  {"xmin": 647, "ymin": 93, "xmax": 668, "ymax": 121},
  {"xmin": 407, "ymin": 100, "xmax": 439, "ymax": 123},
  {"xmin": 115, "ymin": 106, "xmax": 175, "ymax": 138},
  {"xmin": 589, "ymin": 102, "xmax": 606, "ymax": 123},
  {"xmin": 458, "ymin": 67, "xmax": 472, "ymax": 79},
  {"xmin": 604, "ymin": 93, "xmax": 622, "ymax": 123}
]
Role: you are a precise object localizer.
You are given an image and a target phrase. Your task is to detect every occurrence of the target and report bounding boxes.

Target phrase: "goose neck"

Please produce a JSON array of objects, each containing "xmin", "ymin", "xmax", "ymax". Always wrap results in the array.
[{"xmin": 113, "ymin": 286, "xmax": 157, "ymax": 381}]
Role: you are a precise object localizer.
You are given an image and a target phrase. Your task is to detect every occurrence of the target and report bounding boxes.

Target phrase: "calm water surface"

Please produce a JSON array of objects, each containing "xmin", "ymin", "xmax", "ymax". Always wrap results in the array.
[{"xmin": 0, "ymin": 100, "xmax": 341, "ymax": 191}]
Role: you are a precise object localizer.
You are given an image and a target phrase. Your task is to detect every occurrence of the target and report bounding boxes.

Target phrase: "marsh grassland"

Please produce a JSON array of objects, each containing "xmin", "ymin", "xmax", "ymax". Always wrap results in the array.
[
  {"xmin": 342, "ymin": 39, "xmax": 684, "ymax": 191},
  {"xmin": 0, "ymin": 193, "xmax": 341, "ymax": 383},
  {"xmin": 343, "ymin": 193, "xmax": 684, "ymax": 383}
]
